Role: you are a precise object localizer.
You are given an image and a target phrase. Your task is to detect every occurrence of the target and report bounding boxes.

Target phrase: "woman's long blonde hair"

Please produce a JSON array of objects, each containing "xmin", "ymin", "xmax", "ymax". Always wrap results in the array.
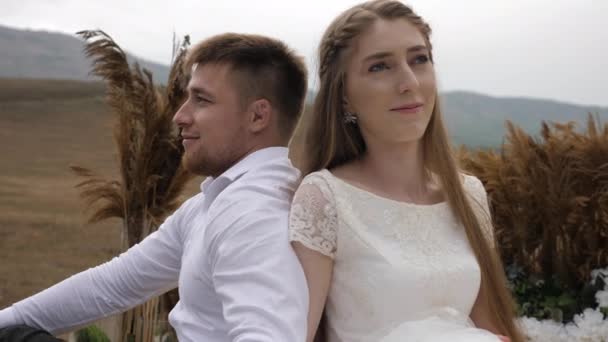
[{"xmin": 302, "ymin": 1, "xmax": 524, "ymax": 341}]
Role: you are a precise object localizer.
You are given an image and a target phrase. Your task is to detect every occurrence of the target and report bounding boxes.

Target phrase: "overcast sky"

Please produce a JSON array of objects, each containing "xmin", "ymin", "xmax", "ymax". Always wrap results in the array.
[{"xmin": 2, "ymin": 0, "xmax": 607, "ymax": 106}]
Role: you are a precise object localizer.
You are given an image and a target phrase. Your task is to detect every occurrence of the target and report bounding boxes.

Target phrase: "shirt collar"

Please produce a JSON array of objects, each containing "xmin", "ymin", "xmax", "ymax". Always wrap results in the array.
[{"xmin": 200, "ymin": 146, "xmax": 289, "ymax": 194}]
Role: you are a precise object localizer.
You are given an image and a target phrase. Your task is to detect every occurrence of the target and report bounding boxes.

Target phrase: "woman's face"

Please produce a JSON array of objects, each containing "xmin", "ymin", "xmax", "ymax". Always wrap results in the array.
[{"xmin": 344, "ymin": 18, "xmax": 437, "ymax": 147}]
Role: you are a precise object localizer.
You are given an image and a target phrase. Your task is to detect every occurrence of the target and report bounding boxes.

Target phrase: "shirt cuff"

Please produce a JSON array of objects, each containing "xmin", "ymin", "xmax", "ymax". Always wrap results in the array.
[{"xmin": 0, "ymin": 307, "xmax": 21, "ymax": 328}]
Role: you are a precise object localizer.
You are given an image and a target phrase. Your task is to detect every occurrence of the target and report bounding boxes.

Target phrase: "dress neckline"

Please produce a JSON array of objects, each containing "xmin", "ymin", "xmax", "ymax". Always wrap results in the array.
[{"xmin": 321, "ymin": 169, "xmax": 450, "ymax": 209}]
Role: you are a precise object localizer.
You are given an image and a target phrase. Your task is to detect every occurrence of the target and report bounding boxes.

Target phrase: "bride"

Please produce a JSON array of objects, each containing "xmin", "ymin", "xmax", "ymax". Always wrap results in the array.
[{"xmin": 288, "ymin": 1, "xmax": 524, "ymax": 341}]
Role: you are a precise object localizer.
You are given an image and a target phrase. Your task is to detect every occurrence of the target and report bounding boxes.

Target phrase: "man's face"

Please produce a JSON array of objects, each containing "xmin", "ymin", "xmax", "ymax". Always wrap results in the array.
[{"xmin": 173, "ymin": 63, "xmax": 250, "ymax": 177}]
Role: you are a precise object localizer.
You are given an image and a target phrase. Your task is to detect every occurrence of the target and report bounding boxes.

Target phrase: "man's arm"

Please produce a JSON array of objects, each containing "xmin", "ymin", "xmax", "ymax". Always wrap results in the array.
[
  {"xmin": 0, "ymin": 202, "xmax": 191, "ymax": 335},
  {"xmin": 207, "ymin": 206, "xmax": 309, "ymax": 342}
]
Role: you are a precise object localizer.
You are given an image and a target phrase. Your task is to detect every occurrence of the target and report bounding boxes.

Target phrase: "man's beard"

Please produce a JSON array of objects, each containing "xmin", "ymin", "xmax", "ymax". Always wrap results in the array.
[{"xmin": 182, "ymin": 147, "xmax": 238, "ymax": 178}]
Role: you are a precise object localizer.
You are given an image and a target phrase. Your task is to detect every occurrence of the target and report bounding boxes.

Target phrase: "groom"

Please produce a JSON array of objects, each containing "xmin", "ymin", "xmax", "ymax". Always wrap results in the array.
[{"xmin": 0, "ymin": 33, "xmax": 309, "ymax": 342}]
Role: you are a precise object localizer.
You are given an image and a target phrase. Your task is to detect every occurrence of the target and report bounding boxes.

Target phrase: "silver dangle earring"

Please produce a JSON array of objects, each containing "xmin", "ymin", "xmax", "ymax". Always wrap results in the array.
[{"xmin": 343, "ymin": 110, "xmax": 358, "ymax": 124}]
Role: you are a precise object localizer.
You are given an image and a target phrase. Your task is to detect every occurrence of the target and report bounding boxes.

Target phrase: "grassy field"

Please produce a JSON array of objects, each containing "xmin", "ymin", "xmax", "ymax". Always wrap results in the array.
[{"xmin": 0, "ymin": 78, "xmax": 202, "ymax": 308}]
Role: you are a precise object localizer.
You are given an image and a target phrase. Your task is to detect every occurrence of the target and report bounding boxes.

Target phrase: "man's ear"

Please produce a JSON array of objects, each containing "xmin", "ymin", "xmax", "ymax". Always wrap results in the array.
[{"xmin": 247, "ymin": 98, "xmax": 273, "ymax": 134}]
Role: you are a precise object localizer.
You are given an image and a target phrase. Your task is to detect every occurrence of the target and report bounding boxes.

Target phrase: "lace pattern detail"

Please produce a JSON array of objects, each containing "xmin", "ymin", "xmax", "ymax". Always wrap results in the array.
[
  {"xmin": 289, "ymin": 173, "xmax": 338, "ymax": 258},
  {"xmin": 306, "ymin": 170, "xmax": 489, "ymax": 342}
]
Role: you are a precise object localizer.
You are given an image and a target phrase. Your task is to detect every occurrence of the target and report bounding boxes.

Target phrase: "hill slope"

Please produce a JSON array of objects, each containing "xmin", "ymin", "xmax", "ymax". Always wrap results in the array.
[{"xmin": 0, "ymin": 25, "xmax": 170, "ymax": 83}]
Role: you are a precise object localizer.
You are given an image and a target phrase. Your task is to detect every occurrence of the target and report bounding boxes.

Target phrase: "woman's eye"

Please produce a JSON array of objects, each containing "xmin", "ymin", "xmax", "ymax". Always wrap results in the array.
[
  {"xmin": 368, "ymin": 62, "xmax": 389, "ymax": 72},
  {"xmin": 412, "ymin": 54, "xmax": 430, "ymax": 65}
]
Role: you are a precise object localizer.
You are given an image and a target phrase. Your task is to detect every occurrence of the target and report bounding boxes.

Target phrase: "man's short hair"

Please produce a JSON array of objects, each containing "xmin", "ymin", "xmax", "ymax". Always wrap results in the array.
[{"xmin": 186, "ymin": 33, "xmax": 308, "ymax": 142}]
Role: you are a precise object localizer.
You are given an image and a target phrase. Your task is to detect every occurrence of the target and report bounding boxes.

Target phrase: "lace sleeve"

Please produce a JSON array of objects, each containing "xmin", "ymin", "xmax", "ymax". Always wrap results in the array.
[
  {"xmin": 289, "ymin": 174, "xmax": 338, "ymax": 259},
  {"xmin": 465, "ymin": 175, "xmax": 496, "ymax": 247}
]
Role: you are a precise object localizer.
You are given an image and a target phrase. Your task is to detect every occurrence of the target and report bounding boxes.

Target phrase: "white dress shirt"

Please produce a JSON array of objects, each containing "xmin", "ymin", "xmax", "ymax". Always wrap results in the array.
[{"xmin": 0, "ymin": 147, "xmax": 309, "ymax": 342}]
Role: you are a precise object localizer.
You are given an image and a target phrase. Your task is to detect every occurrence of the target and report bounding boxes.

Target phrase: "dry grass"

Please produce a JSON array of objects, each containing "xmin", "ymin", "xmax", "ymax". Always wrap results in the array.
[
  {"xmin": 64, "ymin": 30, "xmax": 194, "ymax": 341},
  {"xmin": 0, "ymin": 78, "xmax": 106, "ymax": 102},
  {"xmin": 0, "ymin": 78, "xmax": 202, "ymax": 309},
  {"xmin": 460, "ymin": 115, "xmax": 608, "ymax": 289},
  {"xmin": 73, "ymin": 30, "xmax": 192, "ymax": 247},
  {"xmin": 0, "ymin": 82, "xmax": 118, "ymax": 308}
]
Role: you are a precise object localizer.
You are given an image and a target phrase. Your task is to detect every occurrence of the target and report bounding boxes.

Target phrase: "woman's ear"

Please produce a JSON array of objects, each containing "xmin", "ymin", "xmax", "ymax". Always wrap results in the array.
[{"xmin": 343, "ymin": 96, "xmax": 353, "ymax": 113}]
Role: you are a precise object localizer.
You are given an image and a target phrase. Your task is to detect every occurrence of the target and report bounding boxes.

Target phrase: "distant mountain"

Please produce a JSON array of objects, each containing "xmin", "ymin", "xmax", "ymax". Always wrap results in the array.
[
  {"xmin": 2, "ymin": 25, "xmax": 606, "ymax": 148},
  {"xmin": 441, "ymin": 91, "xmax": 608, "ymax": 147},
  {"xmin": 306, "ymin": 89, "xmax": 608, "ymax": 148},
  {"xmin": 0, "ymin": 25, "xmax": 170, "ymax": 83}
]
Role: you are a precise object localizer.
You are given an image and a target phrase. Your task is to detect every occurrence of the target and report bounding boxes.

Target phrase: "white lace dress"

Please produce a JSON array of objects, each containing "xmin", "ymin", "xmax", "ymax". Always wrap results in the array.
[{"xmin": 289, "ymin": 169, "xmax": 501, "ymax": 342}]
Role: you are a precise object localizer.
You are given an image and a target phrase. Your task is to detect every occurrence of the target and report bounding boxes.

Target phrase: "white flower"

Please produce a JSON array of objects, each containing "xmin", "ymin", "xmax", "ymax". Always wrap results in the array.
[
  {"xmin": 570, "ymin": 308, "xmax": 608, "ymax": 341},
  {"xmin": 518, "ymin": 268, "xmax": 608, "ymax": 341},
  {"xmin": 590, "ymin": 268, "xmax": 608, "ymax": 285},
  {"xmin": 596, "ymin": 290, "xmax": 608, "ymax": 308},
  {"xmin": 520, "ymin": 309, "xmax": 608, "ymax": 342},
  {"xmin": 519, "ymin": 317, "xmax": 569, "ymax": 342}
]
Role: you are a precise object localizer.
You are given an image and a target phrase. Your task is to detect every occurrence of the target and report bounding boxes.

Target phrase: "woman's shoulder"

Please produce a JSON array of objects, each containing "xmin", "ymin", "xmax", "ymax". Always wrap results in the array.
[
  {"xmin": 460, "ymin": 172, "xmax": 485, "ymax": 193},
  {"xmin": 454, "ymin": 173, "xmax": 489, "ymax": 207},
  {"xmin": 295, "ymin": 169, "xmax": 338, "ymax": 201},
  {"xmin": 300, "ymin": 168, "xmax": 332, "ymax": 186}
]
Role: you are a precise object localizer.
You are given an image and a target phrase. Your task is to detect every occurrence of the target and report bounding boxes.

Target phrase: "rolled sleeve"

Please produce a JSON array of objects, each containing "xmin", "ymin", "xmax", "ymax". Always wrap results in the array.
[
  {"xmin": 0, "ymin": 202, "xmax": 189, "ymax": 334},
  {"xmin": 0, "ymin": 307, "xmax": 19, "ymax": 328}
]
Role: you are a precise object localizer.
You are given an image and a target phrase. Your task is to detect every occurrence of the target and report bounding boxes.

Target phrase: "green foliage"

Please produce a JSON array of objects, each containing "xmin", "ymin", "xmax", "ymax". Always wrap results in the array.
[
  {"xmin": 76, "ymin": 326, "xmax": 110, "ymax": 342},
  {"xmin": 506, "ymin": 263, "xmax": 605, "ymax": 322}
]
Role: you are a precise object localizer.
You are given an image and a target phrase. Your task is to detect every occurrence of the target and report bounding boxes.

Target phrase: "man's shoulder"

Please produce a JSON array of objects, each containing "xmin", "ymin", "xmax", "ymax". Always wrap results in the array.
[
  {"xmin": 223, "ymin": 159, "xmax": 300, "ymax": 203},
  {"xmin": 179, "ymin": 191, "xmax": 206, "ymax": 208},
  {"xmin": 170, "ymin": 191, "xmax": 206, "ymax": 221},
  {"xmin": 205, "ymin": 161, "xmax": 299, "ymax": 224},
  {"xmin": 203, "ymin": 162, "xmax": 299, "ymax": 247},
  {"xmin": 242, "ymin": 156, "xmax": 301, "ymax": 184}
]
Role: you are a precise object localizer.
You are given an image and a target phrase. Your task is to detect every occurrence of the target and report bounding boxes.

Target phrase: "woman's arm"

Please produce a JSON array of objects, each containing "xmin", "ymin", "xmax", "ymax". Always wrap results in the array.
[
  {"xmin": 470, "ymin": 281, "xmax": 511, "ymax": 342},
  {"xmin": 292, "ymin": 242, "xmax": 334, "ymax": 342},
  {"xmin": 288, "ymin": 174, "xmax": 338, "ymax": 342}
]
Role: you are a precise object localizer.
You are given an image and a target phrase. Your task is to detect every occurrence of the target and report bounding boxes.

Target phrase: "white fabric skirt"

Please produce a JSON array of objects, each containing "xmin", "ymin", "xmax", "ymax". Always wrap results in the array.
[{"xmin": 380, "ymin": 307, "xmax": 501, "ymax": 342}]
